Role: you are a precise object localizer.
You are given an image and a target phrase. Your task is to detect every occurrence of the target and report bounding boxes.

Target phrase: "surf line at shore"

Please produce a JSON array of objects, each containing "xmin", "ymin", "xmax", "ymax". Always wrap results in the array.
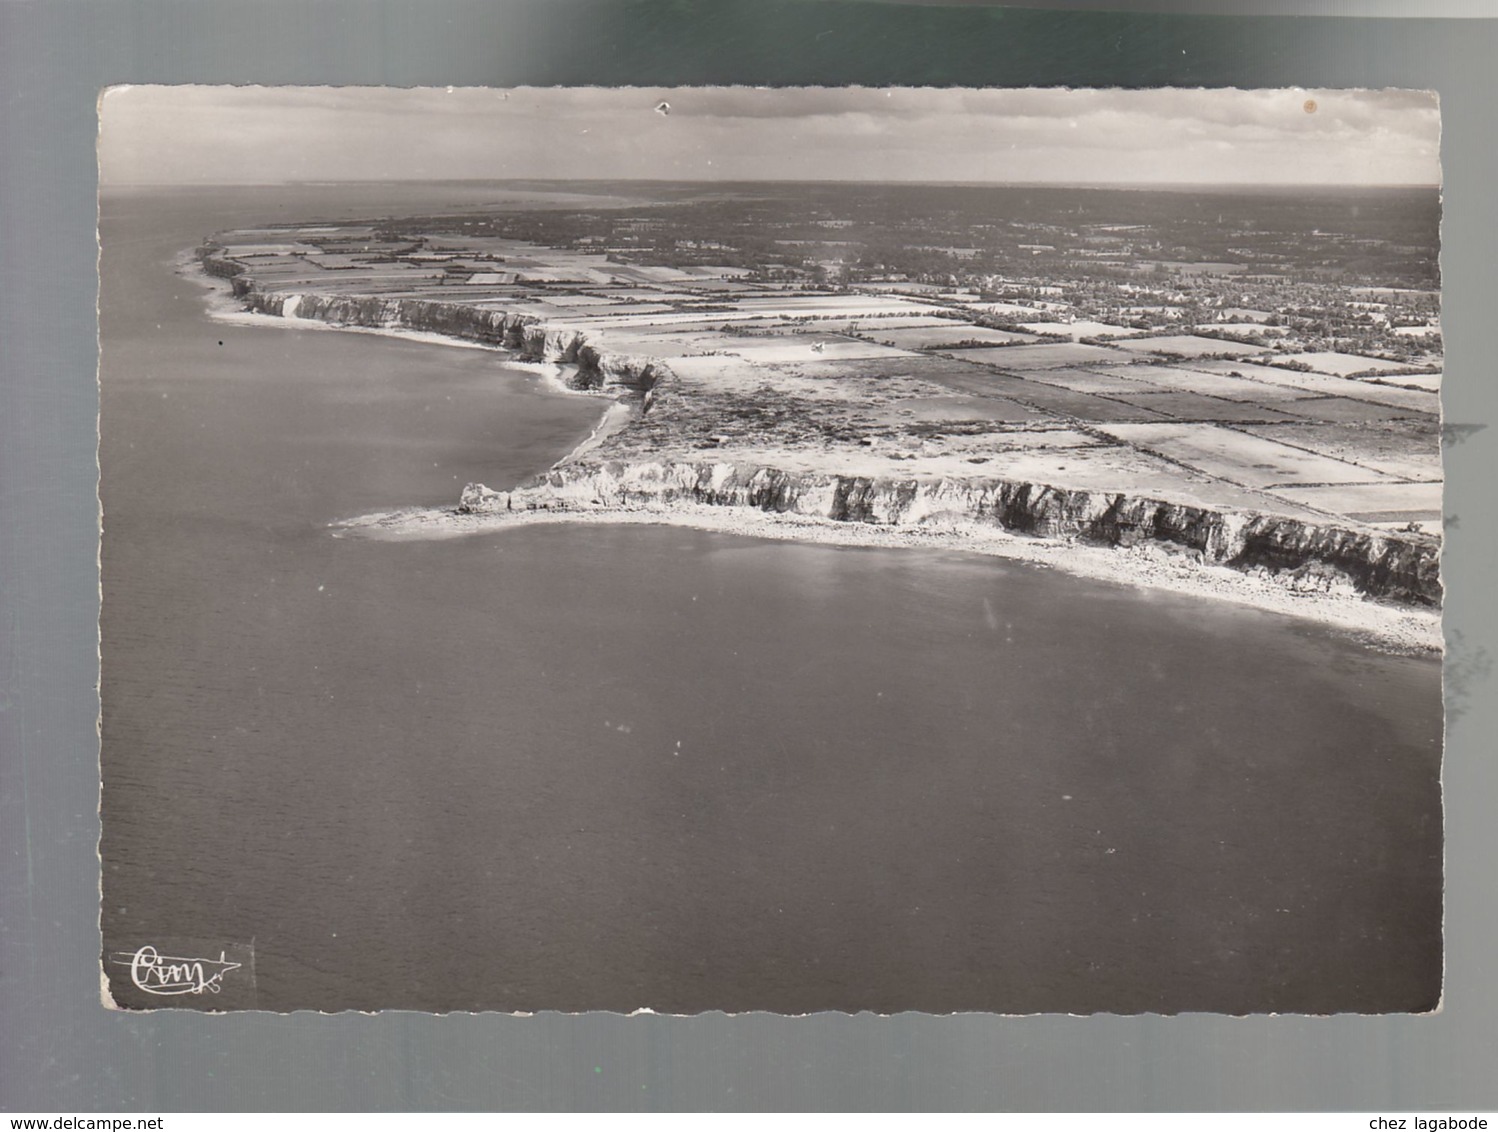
[{"xmin": 331, "ymin": 498, "xmax": 1441, "ymax": 654}]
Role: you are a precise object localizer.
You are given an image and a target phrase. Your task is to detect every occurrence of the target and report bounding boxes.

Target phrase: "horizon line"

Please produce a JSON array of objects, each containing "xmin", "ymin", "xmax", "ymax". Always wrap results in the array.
[{"xmin": 100, "ymin": 176, "xmax": 1442, "ymax": 191}]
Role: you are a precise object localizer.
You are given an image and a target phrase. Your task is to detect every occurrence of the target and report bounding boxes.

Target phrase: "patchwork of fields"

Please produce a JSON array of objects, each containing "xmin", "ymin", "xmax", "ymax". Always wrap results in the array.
[{"xmin": 205, "ymin": 226, "xmax": 1443, "ymax": 536}]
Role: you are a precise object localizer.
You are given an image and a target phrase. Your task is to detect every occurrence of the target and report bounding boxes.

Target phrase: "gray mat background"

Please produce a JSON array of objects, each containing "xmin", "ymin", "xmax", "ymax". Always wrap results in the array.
[{"xmin": 2, "ymin": 0, "xmax": 1495, "ymax": 1113}]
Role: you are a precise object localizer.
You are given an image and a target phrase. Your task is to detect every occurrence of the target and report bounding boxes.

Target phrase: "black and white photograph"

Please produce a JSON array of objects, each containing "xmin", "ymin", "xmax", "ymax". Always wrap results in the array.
[{"xmin": 97, "ymin": 84, "xmax": 1444, "ymax": 1016}]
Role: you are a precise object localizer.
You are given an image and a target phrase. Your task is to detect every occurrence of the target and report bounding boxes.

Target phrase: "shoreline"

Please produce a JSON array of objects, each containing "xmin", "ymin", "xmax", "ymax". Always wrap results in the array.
[
  {"xmin": 182, "ymin": 248, "xmax": 626, "ymax": 420},
  {"xmin": 330, "ymin": 500, "xmax": 1443, "ymax": 656},
  {"xmin": 186, "ymin": 250, "xmax": 1442, "ymax": 653}
]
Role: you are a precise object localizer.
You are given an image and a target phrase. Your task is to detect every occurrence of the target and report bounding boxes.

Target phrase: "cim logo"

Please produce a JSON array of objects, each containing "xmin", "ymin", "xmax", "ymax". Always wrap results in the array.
[{"xmin": 112, "ymin": 945, "xmax": 242, "ymax": 996}]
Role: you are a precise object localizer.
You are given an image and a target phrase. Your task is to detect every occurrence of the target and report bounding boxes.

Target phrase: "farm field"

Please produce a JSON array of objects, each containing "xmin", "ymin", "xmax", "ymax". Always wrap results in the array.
[
  {"xmin": 952, "ymin": 342, "xmax": 1131, "ymax": 369},
  {"xmin": 1112, "ymin": 334, "xmax": 1265, "ymax": 358},
  {"xmin": 856, "ymin": 325, "xmax": 1040, "ymax": 349},
  {"xmin": 1016, "ymin": 319, "xmax": 1145, "ymax": 340},
  {"xmin": 1277, "ymin": 351, "xmax": 1429, "ymax": 377}
]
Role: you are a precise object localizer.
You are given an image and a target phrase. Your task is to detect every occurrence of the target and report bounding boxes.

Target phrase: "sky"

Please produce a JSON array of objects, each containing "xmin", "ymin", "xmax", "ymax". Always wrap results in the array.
[{"xmin": 97, "ymin": 85, "xmax": 1441, "ymax": 187}]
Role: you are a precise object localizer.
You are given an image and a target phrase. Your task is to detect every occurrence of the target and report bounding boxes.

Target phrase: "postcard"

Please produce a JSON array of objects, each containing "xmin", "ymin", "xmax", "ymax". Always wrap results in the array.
[{"xmin": 97, "ymin": 85, "xmax": 1443, "ymax": 1014}]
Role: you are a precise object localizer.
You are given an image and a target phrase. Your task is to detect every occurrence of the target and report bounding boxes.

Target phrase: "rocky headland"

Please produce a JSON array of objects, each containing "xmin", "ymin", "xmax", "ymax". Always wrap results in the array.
[{"xmin": 196, "ymin": 227, "xmax": 1444, "ymax": 649}]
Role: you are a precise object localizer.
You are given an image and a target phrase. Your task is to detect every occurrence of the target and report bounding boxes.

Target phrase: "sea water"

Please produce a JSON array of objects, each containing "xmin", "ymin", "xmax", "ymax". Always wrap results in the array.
[{"xmin": 99, "ymin": 186, "xmax": 1442, "ymax": 1014}]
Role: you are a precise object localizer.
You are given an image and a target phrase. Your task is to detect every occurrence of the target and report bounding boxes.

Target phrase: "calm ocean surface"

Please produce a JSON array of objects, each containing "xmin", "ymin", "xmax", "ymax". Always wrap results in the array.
[{"xmin": 99, "ymin": 185, "xmax": 1442, "ymax": 1014}]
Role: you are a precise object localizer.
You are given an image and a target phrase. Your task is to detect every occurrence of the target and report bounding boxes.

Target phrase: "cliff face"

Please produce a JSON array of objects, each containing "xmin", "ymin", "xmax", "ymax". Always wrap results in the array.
[
  {"xmin": 460, "ymin": 460, "xmax": 1442, "ymax": 607},
  {"xmin": 239, "ymin": 289, "xmax": 663, "ymax": 394},
  {"xmin": 199, "ymin": 247, "xmax": 661, "ymax": 394},
  {"xmin": 198, "ymin": 248, "xmax": 243, "ymax": 280}
]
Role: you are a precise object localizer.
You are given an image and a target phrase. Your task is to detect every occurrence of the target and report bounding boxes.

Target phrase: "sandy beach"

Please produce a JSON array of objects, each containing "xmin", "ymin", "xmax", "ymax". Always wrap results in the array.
[{"xmin": 331, "ymin": 499, "xmax": 1442, "ymax": 655}]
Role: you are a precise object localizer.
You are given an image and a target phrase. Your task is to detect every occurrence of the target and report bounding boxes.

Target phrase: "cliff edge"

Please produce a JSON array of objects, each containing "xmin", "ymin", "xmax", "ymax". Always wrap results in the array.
[{"xmin": 197, "ymin": 237, "xmax": 1443, "ymax": 614}]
